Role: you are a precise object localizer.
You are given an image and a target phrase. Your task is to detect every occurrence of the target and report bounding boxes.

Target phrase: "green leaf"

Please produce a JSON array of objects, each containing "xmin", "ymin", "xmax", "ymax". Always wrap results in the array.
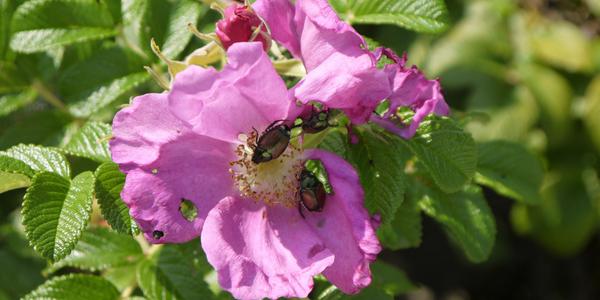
[
  {"xmin": 377, "ymin": 188, "xmax": 422, "ymax": 250},
  {"xmin": 161, "ymin": 0, "xmax": 204, "ymax": 59},
  {"xmin": 0, "ymin": 90, "xmax": 36, "ymax": 117},
  {"xmin": 0, "ymin": 61, "xmax": 33, "ymax": 93},
  {"xmin": 0, "ymin": 170, "xmax": 30, "ymax": 194},
  {"xmin": 402, "ymin": 114, "xmax": 478, "ymax": 193},
  {"xmin": 44, "ymin": 226, "xmax": 143, "ymax": 274},
  {"xmin": 583, "ymin": 75, "xmax": 600, "ymax": 154},
  {"xmin": 415, "ymin": 180, "xmax": 496, "ymax": 262},
  {"xmin": 510, "ymin": 173, "xmax": 598, "ymax": 257},
  {"xmin": 0, "ymin": 248, "xmax": 46, "ymax": 300},
  {"xmin": 23, "ymin": 274, "xmax": 120, "ymax": 300},
  {"xmin": 333, "ymin": 0, "xmax": 450, "ymax": 33},
  {"xmin": 519, "ymin": 63, "xmax": 572, "ymax": 145},
  {"xmin": 0, "ymin": 154, "xmax": 36, "ymax": 178},
  {"xmin": 0, "ymin": 0, "xmax": 15, "ymax": 60},
  {"xmin": 317, "ymin": 285, "xmax": 393, "ymax": 300},
  {"xmin": 474, "ymin": 140, "xmax": 543, "ymax": 204},
  {"xmin": 1, "ymin": 144, "xmax": 71, "ymax": 178},
  {"xmin": 370, "ymin": 260, "xmax": 418, "ymax": 296},
  {"xmin": 137, "ymin": 246, "xmax": 214, "ymax": 300},
  {"xmin": 61, "ymin": 122, "xmax": 112, "ymax": 163},
  {"xmin": 10, "ymin": 0, "xmax": 117, "ymax": 53},
  {"xmin": 464, "ymin": 83, "xmax": 539, "ymax": 143},
  {"xmin": 60, "ymin": 46, "xmax": 150, "ymax": 118},
  {"xmin": 22, "ymin": 171, "xmax": 94, "ymax": 263},
  {"xmin": 0, "ymin": 110, "xmax": 72, "ymax": 150},
  {"xmin": 0, "ymin": 154, "xmax": 35, "ymax": 193},
  {"xmin": 122, "ymin": 0, "xmax": 202, "ymax": 60},
  {"xmin": 529, "ymin": 16, "xmax": 593, "ymax": 73},
  {"xmin": 95, "ymin": 162, "xmax": 140, "ymax": 236},
  {"xmin": 318, "ymin": 128, "xmax": 405, "ymax": 227}
]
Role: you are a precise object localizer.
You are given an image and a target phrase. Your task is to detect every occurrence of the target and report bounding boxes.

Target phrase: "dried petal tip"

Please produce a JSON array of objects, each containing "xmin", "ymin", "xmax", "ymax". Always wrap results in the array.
[{"xmin": 215, "ymin": 3, "xmax": 271, "ymax": 51}]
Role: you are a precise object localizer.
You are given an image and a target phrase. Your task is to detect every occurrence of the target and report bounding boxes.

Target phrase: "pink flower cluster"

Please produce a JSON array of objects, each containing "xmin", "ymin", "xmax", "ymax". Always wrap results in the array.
[{"xmin": 110, "ymin": 0, "xmax": 449, "ymax": 299}]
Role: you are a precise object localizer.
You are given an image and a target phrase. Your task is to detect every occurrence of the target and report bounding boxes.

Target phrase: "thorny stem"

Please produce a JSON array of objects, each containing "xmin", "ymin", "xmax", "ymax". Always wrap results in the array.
[{"xmin": 32, "ymin": 79, "xmax": 72, "ymax": 117}]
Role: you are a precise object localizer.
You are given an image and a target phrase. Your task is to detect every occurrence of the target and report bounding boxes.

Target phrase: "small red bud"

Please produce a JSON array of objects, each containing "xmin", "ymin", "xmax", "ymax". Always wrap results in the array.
[{"xmin": 215, "ymin": 4, "xmax": 271, "ymax": 51}]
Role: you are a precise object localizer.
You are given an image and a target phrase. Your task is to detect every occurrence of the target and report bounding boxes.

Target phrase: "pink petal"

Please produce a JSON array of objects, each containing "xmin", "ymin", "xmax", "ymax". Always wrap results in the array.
[
  {"xmin": 300, "ymin": 149, "xmax": 381, "ymax": 294},
  {"xmin": 110, "ymin": 93, "xmax": 192, "ymax": 173},
  {"xmin": 202, "ymin": 197, "xmax": 335, "ymax": 300},
  {"xmin": 294, "ymin": 0, "xmax": 372, "ymax": 72},
  {"xmin": 293, "ymin": 52, "xmax": 390, "ymax": 124},
  {"xmin": 110, "ymin": 92, "xmax": 238, "ymax": 244},
  {"xmin": 169, "ymin": 42, "xmax": 297, "ymax": 143},
  {"xmin": 252, "ymin": 0, "xmax": 301, "ymax": 58}
]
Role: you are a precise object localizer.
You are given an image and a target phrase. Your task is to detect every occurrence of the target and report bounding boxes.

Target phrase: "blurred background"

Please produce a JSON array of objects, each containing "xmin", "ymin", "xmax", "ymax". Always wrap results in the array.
[
  {"xmin": 357, "ymin": 0, "xmax": 600, "ymax": 299},
  {"xmin": 1, "ymin": 0, "xmax": 600, "ymax": 299}
]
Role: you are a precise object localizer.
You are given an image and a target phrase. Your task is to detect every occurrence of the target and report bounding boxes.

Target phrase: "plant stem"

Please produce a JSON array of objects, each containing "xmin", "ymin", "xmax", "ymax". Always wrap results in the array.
[{"xmin": 32, "ymin": 79, "xmax": 71, "ymax": 116}]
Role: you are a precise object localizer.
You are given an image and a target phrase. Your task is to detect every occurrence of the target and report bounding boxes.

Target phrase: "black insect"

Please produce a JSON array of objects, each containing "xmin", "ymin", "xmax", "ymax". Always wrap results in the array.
[
  {"xmin": 153, "ymin": 230, "xmax": 164, "ymax": 239},
  {"xmin": 297, "ymin": 169, "xmax": 327, "ymax": 218},
  {"xmin": 251, "ymin": 120, "xmax": 291, "ymax": 164},
  {"xmin": 299, "ymin": 106, "xmax": 333, "ymax": 134}
]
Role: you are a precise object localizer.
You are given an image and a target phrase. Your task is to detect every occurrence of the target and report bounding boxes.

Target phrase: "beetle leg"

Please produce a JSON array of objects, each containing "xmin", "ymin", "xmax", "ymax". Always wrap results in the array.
[{"xmin": 298, "ymin": 201, "xmax": 305, "ymax": 219}]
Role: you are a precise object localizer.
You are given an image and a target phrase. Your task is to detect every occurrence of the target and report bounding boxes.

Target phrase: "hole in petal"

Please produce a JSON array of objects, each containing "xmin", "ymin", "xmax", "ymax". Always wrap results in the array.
[
  {"xmin": 180, "ymin": 198, "xmax": 198, "ymax": 221},
  {"xmin": 153, "ymin": 230, "xmax": 164, "ymax": 239}
]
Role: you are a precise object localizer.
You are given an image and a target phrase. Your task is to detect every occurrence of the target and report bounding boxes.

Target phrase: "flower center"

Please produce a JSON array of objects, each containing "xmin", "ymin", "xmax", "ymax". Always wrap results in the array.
[{"xmin": 229, "ymin": 131, "xmax": 304, "ymax": 208}]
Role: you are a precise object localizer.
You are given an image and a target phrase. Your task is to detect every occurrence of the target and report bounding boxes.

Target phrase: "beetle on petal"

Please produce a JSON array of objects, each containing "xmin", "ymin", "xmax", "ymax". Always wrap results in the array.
[
  {"xmin": 297, "ymin": 169, "xmax": 327, "ymax": 218},
  {"xmin": 251, "ymin": 120, "xmax": 292, "ymax": 164}
]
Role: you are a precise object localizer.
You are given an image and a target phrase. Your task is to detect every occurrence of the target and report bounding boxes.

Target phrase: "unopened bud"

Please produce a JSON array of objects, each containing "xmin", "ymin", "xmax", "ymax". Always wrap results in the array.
[{"xmin": 215, "ymin": 3, "xmax": 271, "ymax": 51}]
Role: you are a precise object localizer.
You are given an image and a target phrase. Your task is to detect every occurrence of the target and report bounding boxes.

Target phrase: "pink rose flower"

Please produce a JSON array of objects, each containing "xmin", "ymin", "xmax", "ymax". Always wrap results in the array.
[
  {"xmin": 216, "ymin": 3, "xmax": 271, "ymax": 51},
  {"xmin": 370, "ymin": 49, "xmax": 451, "ymax": 139},
  {"xmin": 253, "ymin": 0, "xmax": 391, "ymax": 124},
  {"xmin": 110, "ymin": 42, "xmax": 381, "ymax": 299}
]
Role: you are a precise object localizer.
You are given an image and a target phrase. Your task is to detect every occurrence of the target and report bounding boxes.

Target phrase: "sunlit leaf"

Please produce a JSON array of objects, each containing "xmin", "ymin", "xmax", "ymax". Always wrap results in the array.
[
  {"xmin": 318, "ymin": 128, "xmax": 405, "ymax": 227},
  {"xmin": 1, "ymin": 144, "xmax": 71, "ymax": 178},
  {"xmin": 95, "ymin": 162, "xmax": 140, "ymax": 236},
  {"xmin": 22, "ymin": 171, "xmax": 94, "ymax": 263},
  {"xmin": 0, "ymin": 90, "xmax": 37, "ymax": 117},
  {"xmin": 474, "ymin": 140, "xmax": 543, "ymax": 204},
  {"xmin": 23, "ymin": 274, "xmax": 119, "ymax": 300},
  {"xmin": 402, "ymin": 114, "xmax": 478, "ymax": 193},
  {"xmin": 44, "ymin": 226, "xmax": 143, "ymax": 274},
  {"xmin": 59, "ymin": 46, "xmax": 151, "ymax": 118},
  {"xmin": 61, "ymin": 122, "xmax": 112, "ymax": 163},
  {"xmin": 332, "ymin": 0, "xmax": 450, "ymax": 34},
  {"xmin": 10, "ymin": 0, "xmax": 117, "ymax": 53}
]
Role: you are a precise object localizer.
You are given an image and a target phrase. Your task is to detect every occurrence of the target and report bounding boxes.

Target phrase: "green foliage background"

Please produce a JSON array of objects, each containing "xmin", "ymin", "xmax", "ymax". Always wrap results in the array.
[{"xmin": 0, "ymin": 0, "xmax": 598, "ymax": 299}]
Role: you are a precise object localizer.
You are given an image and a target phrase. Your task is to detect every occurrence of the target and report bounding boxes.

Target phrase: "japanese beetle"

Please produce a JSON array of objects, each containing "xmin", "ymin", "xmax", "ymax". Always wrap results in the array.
[
  {"xmin": 297, "ymin": 169, "xmax": 327, "ymax": 218},
  {"xmin": 153, "ymin": 230, "xmax": 164, "ymax": 239},
  {"xmin": 251, "ymin": 120, "xmax": 291, "ymax": 164},
  {"xmin": 299, "ymin": 106, "xmax": 333, "ymax": 134}
]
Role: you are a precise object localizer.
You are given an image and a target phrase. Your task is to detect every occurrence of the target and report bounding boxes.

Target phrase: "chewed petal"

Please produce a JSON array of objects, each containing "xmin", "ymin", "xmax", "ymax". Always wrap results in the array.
[
  {"xmin": 169, "ymin": 42, "xmax": 297, "ymax": 143},
  {"xmin": 110, "ymin": 93, "xmax": 192, "ymax": 173},
  {"xmin": 110, "ymin": 92, "xmax": 238, "ymax": 244},
  {"xmin": 300, "ymin": 149, "xmax": 382, "ymax": 294},
  {"xmin": 202, "ymin": 197, "xmax": 334, "ymax": 300},
  {"xmin": 121, "ymin": 133, "xmax": 237, "ymax": 244}
]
